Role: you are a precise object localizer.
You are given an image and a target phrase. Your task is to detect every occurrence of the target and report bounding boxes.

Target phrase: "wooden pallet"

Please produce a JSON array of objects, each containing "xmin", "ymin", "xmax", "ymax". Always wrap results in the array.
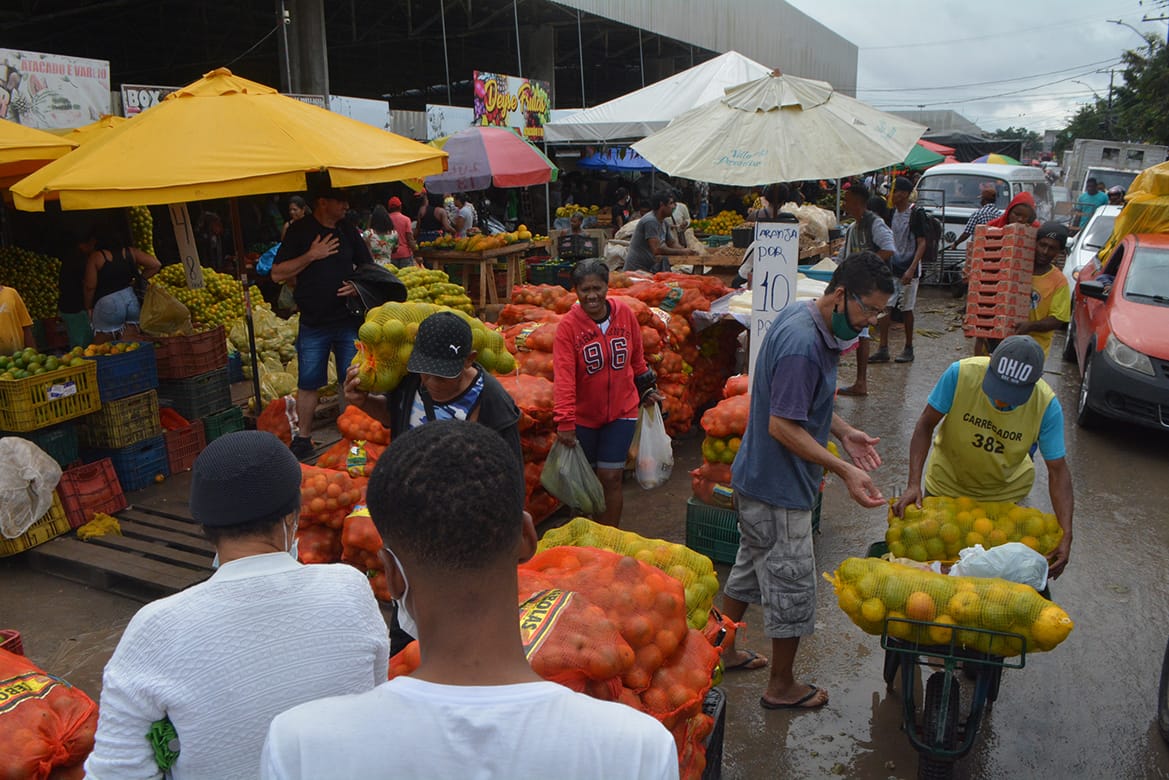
[{"xmin": 25, "ymin": 506, "xmax": 214, "ymax": 602}]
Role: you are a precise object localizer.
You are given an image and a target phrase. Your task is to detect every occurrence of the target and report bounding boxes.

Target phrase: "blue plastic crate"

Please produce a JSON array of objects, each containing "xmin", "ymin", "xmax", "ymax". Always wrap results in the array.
[
  {"xmin": 227, "ymin": 352, "xmax": 244, "ymax": 384},
  {"xmin": 85, "ymin": 343, "xmax": 159, "ymax": 402},
  {"xmin": 82, "ymin": 435, "xmax": 169, "ymax": 493}
]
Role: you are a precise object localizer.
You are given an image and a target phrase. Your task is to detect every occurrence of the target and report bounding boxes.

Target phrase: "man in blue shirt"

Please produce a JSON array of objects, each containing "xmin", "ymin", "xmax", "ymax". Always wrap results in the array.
[
  {"xmin": 1074, "ymin": 177, "xmax": 1109, "ymax": 229},
  {"xmin": 720, "ymin": 253, "xmax": 892, "ymax": 710}
]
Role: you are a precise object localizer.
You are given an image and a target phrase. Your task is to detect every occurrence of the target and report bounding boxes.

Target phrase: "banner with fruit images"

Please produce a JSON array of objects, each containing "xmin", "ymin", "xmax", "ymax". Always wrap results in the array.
[
  {"xmin": 472, "ymin": 71, "xmax": 551, "ymax": 142},
  {"xmin": 0, "ymin": 49, "xmax": 110, "ymax": 129}
]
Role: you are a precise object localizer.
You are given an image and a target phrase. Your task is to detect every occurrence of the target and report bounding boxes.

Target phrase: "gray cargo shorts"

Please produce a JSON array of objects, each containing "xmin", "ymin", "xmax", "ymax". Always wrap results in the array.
[{"xmin": 723, "ymin": 494, "xmax": 817, "ymax": 639}]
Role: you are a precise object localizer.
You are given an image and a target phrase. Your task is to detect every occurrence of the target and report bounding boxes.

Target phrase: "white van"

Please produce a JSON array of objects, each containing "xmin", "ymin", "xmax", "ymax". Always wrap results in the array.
[{"xmin": 915, "ymin": 163, "xmax": 1053, "ymax": 285}]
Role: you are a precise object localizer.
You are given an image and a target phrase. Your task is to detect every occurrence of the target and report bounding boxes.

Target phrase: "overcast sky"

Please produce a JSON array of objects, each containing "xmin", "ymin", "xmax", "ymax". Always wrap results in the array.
[{"xmin": 785, "ymin": 0, "xmax": 1168, "ymax": 134}]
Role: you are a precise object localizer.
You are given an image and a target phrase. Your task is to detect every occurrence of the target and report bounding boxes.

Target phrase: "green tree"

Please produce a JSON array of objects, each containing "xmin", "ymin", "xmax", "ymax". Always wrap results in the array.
[{"xmin": 1056, "ymin": 33, "xmax": 1169, "ymax": 154}]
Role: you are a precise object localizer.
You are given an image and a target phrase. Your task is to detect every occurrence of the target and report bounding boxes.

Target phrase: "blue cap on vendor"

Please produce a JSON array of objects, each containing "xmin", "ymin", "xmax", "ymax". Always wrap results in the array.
[{"xmin": 983, "ymin": 336, "xmax": 1045, "ymax": 408}]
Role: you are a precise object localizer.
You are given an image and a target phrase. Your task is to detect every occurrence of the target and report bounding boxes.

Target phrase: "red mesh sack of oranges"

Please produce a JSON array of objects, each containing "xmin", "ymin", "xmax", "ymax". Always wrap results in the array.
[
  {"xmin": 336, "ymin": 405, "xmax": 390, "ymax": 445},
  {"xmin": 340, "ymin": 506, "xmax": 391, "ymax": 601},
  {"xmin": 298, "ymin": 464, "xmax": 366, "ymax": 529},
  {"xmin": 256, "ymin": 395, "xmax": 298, "ymax": 445},
  {"xmin": 316, "ymin": 439, "xmax": 386, "ymax": 478},
  {"xmin": 295, "ymin": 525, "xmax": 342, "ymax": 564},
  {"xmin": 0, "ymin": 648, "xmax": 98, "ymax": 779}
]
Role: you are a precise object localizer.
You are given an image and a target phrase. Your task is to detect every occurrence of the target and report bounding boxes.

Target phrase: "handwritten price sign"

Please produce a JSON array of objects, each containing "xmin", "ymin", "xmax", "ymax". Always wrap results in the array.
[{"xmin": 748, "ymin": 222, "xmax": 800, "ymax": 373}]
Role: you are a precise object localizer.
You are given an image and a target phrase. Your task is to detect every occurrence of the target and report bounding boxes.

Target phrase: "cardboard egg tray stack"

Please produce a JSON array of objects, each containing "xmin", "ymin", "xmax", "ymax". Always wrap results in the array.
[{"xmin": 963, "ymin": 224, "xmax": 1035, "ymax": 340}]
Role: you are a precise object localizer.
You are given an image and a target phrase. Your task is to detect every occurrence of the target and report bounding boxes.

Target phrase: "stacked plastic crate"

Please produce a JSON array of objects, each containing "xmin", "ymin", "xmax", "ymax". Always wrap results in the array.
[
  {"xmin": 963, "ymin": 224, "xmax": 1035, "ymax": 341},
  {"xmin": 154, "ymin": 326, "xmax": 245, "ymax": 450}
]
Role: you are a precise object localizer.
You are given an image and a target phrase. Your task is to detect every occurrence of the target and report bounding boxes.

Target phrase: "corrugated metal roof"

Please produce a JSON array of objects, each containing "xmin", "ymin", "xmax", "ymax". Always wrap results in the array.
[{"xmin": 548, "ymin": 0, "xmax": 858, "ymax": 95}]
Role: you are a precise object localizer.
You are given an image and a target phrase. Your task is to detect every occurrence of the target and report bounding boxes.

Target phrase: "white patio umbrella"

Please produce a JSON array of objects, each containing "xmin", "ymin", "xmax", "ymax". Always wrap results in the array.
[{"xmin": 631, "ymin": 71, "xmax": 926, "ymax": 185}]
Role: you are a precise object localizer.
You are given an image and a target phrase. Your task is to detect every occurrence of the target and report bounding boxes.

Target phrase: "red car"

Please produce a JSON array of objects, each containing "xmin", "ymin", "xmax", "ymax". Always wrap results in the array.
[{"xmin": 1068, "ymin": 233, "xmax": 1169, "ymax": 429}]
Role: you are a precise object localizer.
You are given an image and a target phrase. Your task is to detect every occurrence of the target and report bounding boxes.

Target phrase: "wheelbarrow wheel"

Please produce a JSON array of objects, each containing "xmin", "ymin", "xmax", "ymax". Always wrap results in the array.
[{"xmin": 918, "ymin": 671, "xmax": 959, "ymax": 780}]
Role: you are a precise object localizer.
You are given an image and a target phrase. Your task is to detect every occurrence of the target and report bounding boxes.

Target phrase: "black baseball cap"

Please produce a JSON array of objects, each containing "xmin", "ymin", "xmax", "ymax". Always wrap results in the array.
[
  {"xmin": 983, "ymin": 336, "xmax": 1045, "ymax": 407},
  {"xmin": 408, "ymin": 311, "xmax": 473, "ymax": 379},
  {"xmin": 190, "ymin": 431, "xmax": 301, "ymax": 528},
  {"xmin": 1037, "ymin": 221, "xmax": 1069, "ymax": 249}
]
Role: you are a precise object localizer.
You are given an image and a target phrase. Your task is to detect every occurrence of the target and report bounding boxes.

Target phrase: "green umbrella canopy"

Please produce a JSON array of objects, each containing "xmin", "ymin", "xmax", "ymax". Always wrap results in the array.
[{"xmin": 903, "ymin": 142, "xmax": 945, "ymax": 171}]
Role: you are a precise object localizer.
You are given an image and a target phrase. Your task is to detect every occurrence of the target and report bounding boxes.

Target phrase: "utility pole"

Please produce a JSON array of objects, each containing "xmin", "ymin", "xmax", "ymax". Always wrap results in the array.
[{"xmin": 1107, "ymin": 69, "xmax": 1115, "ymax": 135}]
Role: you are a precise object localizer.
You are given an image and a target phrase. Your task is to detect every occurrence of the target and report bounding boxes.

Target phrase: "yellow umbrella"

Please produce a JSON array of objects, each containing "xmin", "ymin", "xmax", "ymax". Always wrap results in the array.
[
  {"xmin": 12, "ymin": 67, "xmax": 447, "ymax": 211},
  {"xmin": 0, "ymin": 118, "xmax": 76, "ymax": 186},
  {"xmin": 60, "ymin": 114, "xmax": 128, "ymax": 146}
]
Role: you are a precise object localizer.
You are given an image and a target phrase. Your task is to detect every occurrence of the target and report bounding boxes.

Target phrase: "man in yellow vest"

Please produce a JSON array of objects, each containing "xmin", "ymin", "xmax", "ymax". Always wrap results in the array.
[{"xmin": 894, "ymin": 336, "xmax": 1073, "ymax": 577}]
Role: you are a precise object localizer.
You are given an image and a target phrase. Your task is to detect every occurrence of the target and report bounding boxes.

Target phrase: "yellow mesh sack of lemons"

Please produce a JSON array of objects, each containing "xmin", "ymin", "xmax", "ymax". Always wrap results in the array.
[
  {"xmin": 537, "ymin": 517, "xmax": 720, "ymax": 629},
  {"xmin": 395, "ymin": 266, "xmax": 475, "ymax": 314},
  {"xmin": 352, "ymin": 301, "xmax": 515, "ymax": 392},
  {"xmin": 887, "ymin": 496, "xmax": 1063, "ymax": 564},
  {"xmin": 826, "ymin": 557, "xmax": 1073, "ymax": 656}
]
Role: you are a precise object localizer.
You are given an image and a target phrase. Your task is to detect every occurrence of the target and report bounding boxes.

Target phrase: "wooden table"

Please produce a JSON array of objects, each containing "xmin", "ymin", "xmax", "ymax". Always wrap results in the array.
[{"xmin": 418, "ymin": 240, "xmax": 551, "ymax": 307}]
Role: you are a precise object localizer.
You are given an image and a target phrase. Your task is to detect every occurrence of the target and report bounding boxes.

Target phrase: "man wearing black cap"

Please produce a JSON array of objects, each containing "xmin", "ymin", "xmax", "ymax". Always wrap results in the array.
[
  {"xmin": 86, "ymin": 432, "xmax": 389, "ymax": 779},
  {"xmin": 272, "ymin": 185, "xmax": 374, "ymax": 460},
  {"xmin": 1012, "ymin": 221, "xmax": 1071, "ymax": 358},
  {"xmin": 894, "ymin": 336, "xmax": 1073, "ymax": 578},
  {"xmin": 343, "ymin": 310, "xmax": 521, "ymax": 463}
]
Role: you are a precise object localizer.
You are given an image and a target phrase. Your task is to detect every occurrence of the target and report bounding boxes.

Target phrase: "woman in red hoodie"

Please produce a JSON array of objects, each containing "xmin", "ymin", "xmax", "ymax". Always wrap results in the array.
[{"xmin": 553, "ymin": 260, "xmax": 659, "ymax": 526}]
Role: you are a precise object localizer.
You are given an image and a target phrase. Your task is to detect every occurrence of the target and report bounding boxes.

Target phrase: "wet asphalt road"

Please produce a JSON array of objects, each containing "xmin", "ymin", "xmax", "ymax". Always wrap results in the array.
[{"xmin": 3, "ymin": 289, "xmax": 1168, "ymax": 778}]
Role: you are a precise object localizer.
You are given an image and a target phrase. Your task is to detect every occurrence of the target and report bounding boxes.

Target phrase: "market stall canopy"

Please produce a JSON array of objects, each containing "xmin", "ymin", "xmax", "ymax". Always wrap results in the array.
[
  {"xmin": 11, "ymin": 68, "xmax": 448, "ymax": 211},
  {"xmin": 631, "ymin": 71, "xmax": 926, "ymax": 185},
  {"xmin": 419, "ymin": 126, "xmax": 556, "ymax": 194},
  {"xmin": 903, "ymin": 142, "xmax": 945, "ymax": 171},
  {"xmin": 0, "ymin": 118, "xmax": 76, "ymax": 185},
  {"xmin": 544, "ymin": 51, "xmax": 772, "ymax": 144},
  {"xmin": 576, "ymin": 147, "xmax": 655, "ymax": 172},
  {"xmin": 917, "ymin": 139, "xmax": 955, "ymax": 156}
]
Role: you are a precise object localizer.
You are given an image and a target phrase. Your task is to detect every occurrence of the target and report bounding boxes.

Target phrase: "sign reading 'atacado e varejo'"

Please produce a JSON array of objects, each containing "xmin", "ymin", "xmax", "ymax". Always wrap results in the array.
[{"xmin": 472, "ymin": 71, "xmax": 551, "ymax": 141}]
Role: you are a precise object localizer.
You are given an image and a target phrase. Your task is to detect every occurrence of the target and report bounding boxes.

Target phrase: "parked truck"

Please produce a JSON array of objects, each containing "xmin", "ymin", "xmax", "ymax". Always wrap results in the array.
[{"xmin": 1061, "ymin": 138, "xmax": 1169, "ymax": 201}]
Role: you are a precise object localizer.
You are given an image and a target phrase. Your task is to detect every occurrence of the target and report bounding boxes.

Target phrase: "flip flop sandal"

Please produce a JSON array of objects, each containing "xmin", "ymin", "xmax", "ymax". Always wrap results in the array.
[
  {"xmin": 760, "ymin": 685, "xmax": 827, "ymax": 710},
  {"xmin": 723, "ymin": 649, "xmax": 768, "ymax": 672}
]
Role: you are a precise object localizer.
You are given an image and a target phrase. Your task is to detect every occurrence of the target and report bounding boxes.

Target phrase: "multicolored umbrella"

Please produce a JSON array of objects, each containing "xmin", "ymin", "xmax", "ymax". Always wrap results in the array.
[
  {"xmin": 972, "ymin": 153, "xmax": 1022, "ymax": 165},
  {"xmin": 419, "ymin": 126, "xmax": 557, "ymax": 194}
]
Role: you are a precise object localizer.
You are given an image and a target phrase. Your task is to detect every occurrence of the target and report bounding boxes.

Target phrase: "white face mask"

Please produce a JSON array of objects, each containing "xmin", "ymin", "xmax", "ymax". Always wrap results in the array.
[
  {"xmin": 384, "ymin": 546, "xmax": 417, "ymax": 639},
  {"xmin": 284, "ymin": 519, "xmax": 300, "ymax": 561}
]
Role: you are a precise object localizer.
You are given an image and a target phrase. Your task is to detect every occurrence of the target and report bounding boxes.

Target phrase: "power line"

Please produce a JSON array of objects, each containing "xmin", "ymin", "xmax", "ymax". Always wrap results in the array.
[
  {"xmin": 859, "ymin": 57, "xmax": 1124, "ymax": 93},
  {"xmin": 865, "ymin": 61, "xmax": 1127, "ymax": 109},
  {"xmin": 859, "ymin": 2, "xmax": 1148, "ymax": 50}
]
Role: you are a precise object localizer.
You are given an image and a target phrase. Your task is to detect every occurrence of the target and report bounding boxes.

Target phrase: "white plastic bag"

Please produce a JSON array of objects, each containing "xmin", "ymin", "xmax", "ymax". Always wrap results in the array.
[
  {"xmin": 634, "ymin": 404, "xmax": 673, "ymax": 489},
  {"xmin": 949, "ymin": 542, "xmax": 1050, "ymax": 591},
  {"xmin": 541, "ymin": 441, "xmax": 606, "ymax": 515},
  {"xmin": 0, "ymin": 438, "xmax": 63, "ymax": 539}
]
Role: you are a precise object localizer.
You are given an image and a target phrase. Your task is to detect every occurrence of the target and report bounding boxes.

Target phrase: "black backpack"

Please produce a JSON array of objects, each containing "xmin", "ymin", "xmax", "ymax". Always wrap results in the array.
[{"xmin": 911, "ymin": 206, "xmax": 943, "ymax": 265}]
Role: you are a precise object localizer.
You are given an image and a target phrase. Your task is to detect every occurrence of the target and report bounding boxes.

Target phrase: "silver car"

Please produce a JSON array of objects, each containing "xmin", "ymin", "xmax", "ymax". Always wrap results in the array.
[{"xmin": 1064, "ymin": 204, "xmax": 1122, "ymax": 286}]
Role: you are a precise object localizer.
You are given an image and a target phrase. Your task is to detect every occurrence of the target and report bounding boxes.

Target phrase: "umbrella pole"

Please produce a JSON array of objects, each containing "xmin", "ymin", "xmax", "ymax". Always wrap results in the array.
[
  {"xmin": 835, "ymin": 178, "xmax": 841, "ymax": 223},
  {"xmin": 230, "ymin": 198, "xmax": 264, "ymax": 417}
]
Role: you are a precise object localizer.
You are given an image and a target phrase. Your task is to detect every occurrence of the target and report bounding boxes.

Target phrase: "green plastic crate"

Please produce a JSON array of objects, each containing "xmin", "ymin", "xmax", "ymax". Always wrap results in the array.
[
  {"xmin": 1, "ymin": 422, "xmax": 79, "ymax": 469},
  {"xmin": 201, "ymin": 406, "xmax": 245, "ymax": 444},
  {"xmin": 686, "ymin": 493, "xmax": 823, "ymax": 565}
]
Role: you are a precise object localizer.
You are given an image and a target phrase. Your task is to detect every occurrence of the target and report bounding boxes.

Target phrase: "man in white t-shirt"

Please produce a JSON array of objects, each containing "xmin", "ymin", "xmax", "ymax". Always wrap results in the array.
[
  {"xmin": 262, "ymin": 421, "xmax": 678, "ymax": 780},
  {"xmin": 452, "ymin": 192, "xmax": 477, "ymax": 238}
]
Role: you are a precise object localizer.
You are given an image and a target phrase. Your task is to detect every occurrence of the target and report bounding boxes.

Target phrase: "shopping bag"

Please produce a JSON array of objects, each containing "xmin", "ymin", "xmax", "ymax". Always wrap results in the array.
[
  {"xmin": 139, "ymin": 282, "xmax": 193, "ymax": 335},
  {"xmin": 949, "ymin": 542, "xmax": 1050, "ymax": 591},
  {"xmin": 256, "ymin": 243, "xmax": 280, "ymax": 275},
  {"xmin": 634, "ymin": 404, "xmax": 673, "ymax": 489},
  {"xmin": 0, "ymin": 438, "xmax": 62, "ymax": 539},
  {"xmin": 541, "ymin": 441, "xmax": 606, "ymax": 515}
]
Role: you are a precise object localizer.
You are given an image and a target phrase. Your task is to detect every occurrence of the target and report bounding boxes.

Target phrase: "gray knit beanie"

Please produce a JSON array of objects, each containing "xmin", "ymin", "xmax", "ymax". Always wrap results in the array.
[{"xmin": 190, "ymin": 431, "xmax": 302, "ymax": 527}]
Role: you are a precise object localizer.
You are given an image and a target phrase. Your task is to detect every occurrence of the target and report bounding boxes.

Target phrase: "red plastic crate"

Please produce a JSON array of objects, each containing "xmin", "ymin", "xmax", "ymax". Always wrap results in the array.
[
  {"xmin": 58, "ymin": 458, "xmax": 128, "ymax": 529},
  {"xmin": 964, "ymin": 311, "xmax": 1020, "ymax": 340},
  {"xmin": 154, "ymin": 326, "xmax": 228, "ymax": 380},
  {"xmin": 0, "ymin": 629, "xmax": 23, "ymax": 656},
  {"xmin": 165, "ymin": 422, "xmax": 206, "ymax": 473}
]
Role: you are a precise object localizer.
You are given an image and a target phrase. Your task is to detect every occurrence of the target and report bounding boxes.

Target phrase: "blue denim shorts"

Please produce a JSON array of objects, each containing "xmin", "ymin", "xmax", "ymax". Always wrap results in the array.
[
  {"xmin": 91, "ymin": 287, "xmax": 140, "ymax": 334},
  {"xmin": 296, "ymin": 321, "xmax": 358, "ymax": 391},
  {"xmin": 576, "ymin": 418, "xmax": 637, "ymax": 470}
]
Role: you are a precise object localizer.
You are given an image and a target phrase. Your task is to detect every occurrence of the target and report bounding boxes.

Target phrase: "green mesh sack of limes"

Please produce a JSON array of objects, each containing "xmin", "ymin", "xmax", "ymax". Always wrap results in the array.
[
  {"xmin": 538, "ymin": 517, "xmax": 720, "ymax": 629},
  {"xmin": 826, "ymin": 557, "xmax": 1073, "ymax": 656},
  {"xmin": 887, "ymin": 496, "xmax": 1063, "ymax": 564},
  {"xmin": 352, "ymin": 301, "xmax": 516, "ymax": 393}
]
